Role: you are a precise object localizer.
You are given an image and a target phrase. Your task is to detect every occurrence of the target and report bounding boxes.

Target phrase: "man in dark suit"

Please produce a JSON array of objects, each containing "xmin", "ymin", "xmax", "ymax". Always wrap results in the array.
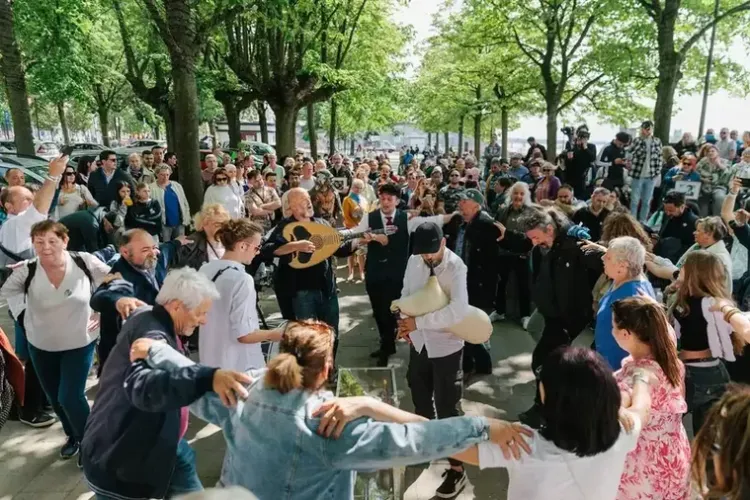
[
  {"xmin": 90, "ymin": 229, "xmax": 188, "ymax": 372},
  {"xmin": 87, "ymin": 150, "xmax": 136, "ymax": 207}
]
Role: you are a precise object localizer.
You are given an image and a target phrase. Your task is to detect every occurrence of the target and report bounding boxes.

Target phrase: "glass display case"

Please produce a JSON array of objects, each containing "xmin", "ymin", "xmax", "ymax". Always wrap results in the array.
[{"xmin": 336, "ymin": 367, "xmax": 405, "ymax": 500}]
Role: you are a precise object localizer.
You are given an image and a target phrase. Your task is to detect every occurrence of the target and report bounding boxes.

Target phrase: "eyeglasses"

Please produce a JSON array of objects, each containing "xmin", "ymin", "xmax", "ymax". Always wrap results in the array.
[
  {"xmin": 64, "ymin": 172, "xmax": 75, "ymax": 176},
  {"xmin": 215, "ymin": 177, "xmax": 228, "ymax": 183}
]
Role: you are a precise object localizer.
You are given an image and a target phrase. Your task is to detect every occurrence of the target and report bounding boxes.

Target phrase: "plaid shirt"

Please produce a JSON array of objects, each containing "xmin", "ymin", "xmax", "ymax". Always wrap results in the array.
[{"xmin": 626, "ymin": 136, "xmax": 663, "ymax": 179}]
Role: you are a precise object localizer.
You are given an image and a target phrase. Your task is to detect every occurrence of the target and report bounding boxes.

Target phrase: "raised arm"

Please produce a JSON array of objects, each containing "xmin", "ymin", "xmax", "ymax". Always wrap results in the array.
[{"xmin": 34, "ymin": 155, "xmax": 68, "ymax": 215}]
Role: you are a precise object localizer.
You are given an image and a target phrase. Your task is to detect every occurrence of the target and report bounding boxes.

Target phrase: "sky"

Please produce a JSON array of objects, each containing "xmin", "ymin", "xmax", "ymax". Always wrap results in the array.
[{"xmin": 392, "ymin": 0, "xmax": 750, "ymax": 144}]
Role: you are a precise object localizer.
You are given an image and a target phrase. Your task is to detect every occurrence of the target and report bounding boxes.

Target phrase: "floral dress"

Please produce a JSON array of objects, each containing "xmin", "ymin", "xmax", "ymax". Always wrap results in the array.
[{"xmin": 615, "ymin": 357, "xmax": 691, "ymax": 500}]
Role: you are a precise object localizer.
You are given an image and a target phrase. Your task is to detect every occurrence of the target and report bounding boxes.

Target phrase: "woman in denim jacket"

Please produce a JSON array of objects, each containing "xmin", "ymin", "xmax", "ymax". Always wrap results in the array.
[{"xmin": 131, "ymin": 320, "xmax": 531, "ymax": 500}]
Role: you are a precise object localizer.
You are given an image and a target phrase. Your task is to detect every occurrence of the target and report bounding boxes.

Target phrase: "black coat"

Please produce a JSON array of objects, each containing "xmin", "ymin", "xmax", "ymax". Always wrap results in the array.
[
  {"xmin": 125, "ymin": 200, "xmax": 162, "ymax": 236},
  {"xmin": 505, "ymin": 227, "xmax": 602, "ymax": 334},
  {"xmin": 444, "ymin": 211, "xmax": 509, "ymax": 311},
  {"xmin": 87, "ymin": 168, "xmax": 136, "ymax": 207},
  {"xmin": 81, "ymin": 306, "xmax": 217, "ymax": 500}
]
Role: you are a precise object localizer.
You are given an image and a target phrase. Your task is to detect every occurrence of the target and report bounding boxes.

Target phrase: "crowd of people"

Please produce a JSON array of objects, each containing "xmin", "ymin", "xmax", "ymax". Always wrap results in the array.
[{"xmin": 2, "ymin": 127, "xmax": 750, "ymax": 500}]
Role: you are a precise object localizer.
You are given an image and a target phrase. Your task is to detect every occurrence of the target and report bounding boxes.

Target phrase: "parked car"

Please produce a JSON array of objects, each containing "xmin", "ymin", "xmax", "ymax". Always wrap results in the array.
[
  {"xmin": 0, "ymin": 141, "xmax": 16, "ymax": 151},
  {"xmin": 71, "ymin": 142, "xmax": 106, "ymax": 151},
  {"xmin": 0, "ymin": 158, "xmax": 47, "ymax": 190},
  {"xmin": 35, "ymin": 141, "xmax": 60, "ymax": 160},
  {"xmin": 114, "ymin": 139, "xmax": 167, "ymax": 157}
]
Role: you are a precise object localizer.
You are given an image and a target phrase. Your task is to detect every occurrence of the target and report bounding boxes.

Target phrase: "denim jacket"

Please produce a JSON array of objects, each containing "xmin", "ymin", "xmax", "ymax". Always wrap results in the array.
[{"xmin": 145, "ymin": 343, "xmax": 491, "ymax": 500}]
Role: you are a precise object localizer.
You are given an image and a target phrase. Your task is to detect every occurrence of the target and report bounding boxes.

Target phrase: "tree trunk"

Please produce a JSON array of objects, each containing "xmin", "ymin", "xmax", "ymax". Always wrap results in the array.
[
  {"xmin": 654, "ymin": 54, "xmax": 682, "ymax": 143},
  {"xmin": 501, "ymin": 106, "xmax": 509, "ymax": 160},
  {"xmin": 458, "ymin": 116, "xmax": 464, "ymax": 156},
  {"xmin": 33, "ymin": 100, "xmax": 40, "ymax": 140},
  {"xmin": 115, "ymin": 116, "xmax": 122, "ymax": 141},
  {"xmin": 427, "ymin": 132, "xmax": 431, "ymax": 148},
  {"xmin": 307, "ymin": 103, "xmax": 317, "ymax": 159},
  {"xmin": 0, "ymin": 0, "xmax": 34, "ymax": 155},
  {"xmin": 222, "ymin": 99, "xmax": 241, "ymax": 148},
  {"xmin": 350, "ymin": 137, "xmax": 354, "ymax": 156},
  {"xmin": 208, "ymin": 120, "xmax": 217, "ymax": 149},
  {"xmin": 329, "ymin": 98, "xmax": 337, "ymax": 155},
  {"xmin": 257, "ymin": 102, "xmax": 269, "ymax": 144},
  {"xmin": 98, "ymin": 106, "xmax": 110, "ymax": 146},
  {"xmin": 474, "ymin": 86, "xmax": 482, "ymax": 157},
  {"xmin": 171, "ymin": 63, "xmax": 202, "ymax": 211},
  {"xmin": 57, "ymin": 102, "xmax": 70, "ymax": 145},
  {"xmin": 444, "ymin": 132, "xmax": 449, "ymax": 154},
  {"xmin": 545, "ymin": 99, "xmax": 559, "ymax": 160},
  {"xmin": 161, "ymin": 108, "xmax": 176, "ymax": 151},
  {"xmin": 271, "ymin": 103, "xmax": 297, "ymax": 158},
  {"xmin": 153, "ymin": 122, "xmax": 161, "ymax": 140},
  {"xmin": 474, "ymin": 114, "xmax": 481, "ymax": 160}
]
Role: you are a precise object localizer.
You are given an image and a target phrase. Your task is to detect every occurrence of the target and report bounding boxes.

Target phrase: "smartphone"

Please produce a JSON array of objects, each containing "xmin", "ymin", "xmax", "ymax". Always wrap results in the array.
[
  {"xmin": 741, "ymin": 178, "xmax": 750, "ymax": 188},
  {"xmin": 60, "ymin": 145, "xmax": 74, "ymax": 157}
]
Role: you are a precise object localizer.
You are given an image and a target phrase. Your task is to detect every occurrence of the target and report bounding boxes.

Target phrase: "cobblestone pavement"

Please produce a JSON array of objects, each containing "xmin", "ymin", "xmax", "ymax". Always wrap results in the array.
[{"xmin": 0, "ymin": 272, "xmax": 593, "ymax": 500}]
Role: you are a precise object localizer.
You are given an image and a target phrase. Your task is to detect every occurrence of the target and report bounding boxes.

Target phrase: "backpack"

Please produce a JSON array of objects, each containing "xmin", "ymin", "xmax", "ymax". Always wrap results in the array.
[
  {"xmin": 211, "ymin": 266, "xmax": 239, "ymax": 282},
  {"xmin": 24, "ymin": 252, "xmax": 95, "ymax": 297}
]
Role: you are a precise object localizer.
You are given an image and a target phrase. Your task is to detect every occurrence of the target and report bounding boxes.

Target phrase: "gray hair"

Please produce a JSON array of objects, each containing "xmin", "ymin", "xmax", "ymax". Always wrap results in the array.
[
  {"xmin": 351, "ymin": 178, "xmax": 364, "ymax": 190},
  {"xmin": 155, "ymin": 268, "xmax": 220, "ymax": 309},
  {"xmin": 510, "ymin": 181, "xmax": 532, "ymax": 206},
  {"xmin": 592, "ymin": 187, "xmax": 610, "ymax": 197},
  {"xmin": 608, "ymin": 236, "xmax": 646, "ymax": 278},
  {"xmin": 156, "ymin": 164, "xmax": 172, "ymax": 174},
  {"xmin": 518, "ymin": 205, "xmax": 570, "ymax": 234}
]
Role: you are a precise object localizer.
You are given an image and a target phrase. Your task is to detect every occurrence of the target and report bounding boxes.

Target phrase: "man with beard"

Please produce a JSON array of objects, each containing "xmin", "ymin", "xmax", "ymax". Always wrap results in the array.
[
  {"xmin": 310, "ymin": 170, "xmax": 342, "ymax": 226},
  {"xmin": 438, "ymin": 169, "xmax": 465, "ymax": 213},
  {"xmin": 90, "ymin": 229, "xmax": 191, "ymax": 372},
  {"xmin": 572, "ymin": 187, "xmax": 611, "ymax": 242},
  {"xmin": 500, "ymin": 206, "xmax": 603, "ymax": 428}
]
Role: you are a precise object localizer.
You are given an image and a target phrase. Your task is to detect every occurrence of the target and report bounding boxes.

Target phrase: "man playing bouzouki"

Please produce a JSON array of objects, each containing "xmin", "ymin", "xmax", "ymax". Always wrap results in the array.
[
  {"xmin": 354, "ymin": 183, "xmax": 458, "ymax": 367},
  {"xmin": 260, "ymin": 188, "xmax": 356, "ymax": 381}
]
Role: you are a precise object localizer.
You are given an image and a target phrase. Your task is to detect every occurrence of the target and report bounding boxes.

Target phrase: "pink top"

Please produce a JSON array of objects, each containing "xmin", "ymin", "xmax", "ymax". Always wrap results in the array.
[{"xmin": 615, "ymin": 357, "xmax": 691, "ymax": 500}]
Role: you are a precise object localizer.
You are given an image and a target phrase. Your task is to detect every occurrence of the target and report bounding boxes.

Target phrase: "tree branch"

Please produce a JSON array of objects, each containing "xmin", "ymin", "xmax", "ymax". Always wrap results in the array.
[
  {"xmin": 680, "ymin": 1, "xmax": 750, "ymax": 56},
  {"xmin": 556, "ymin": 73, "xmax": 604, "ymax": 112},
  {"xmin": 140, "ymin": 0, "xmax": 178, "ymax": 54},
  {"xmin": 566, "ymin": 13, "xmax": 596, "ymax": 61},
  {"xmin": 512, "ymin": 28, "xmax": 544, "ymax": 67}
]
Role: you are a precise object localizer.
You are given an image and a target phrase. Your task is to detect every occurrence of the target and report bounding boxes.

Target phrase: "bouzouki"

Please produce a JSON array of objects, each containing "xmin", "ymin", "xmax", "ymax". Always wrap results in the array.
[{"xmin": 282, "ymin": 221, "xmax": 397, "ymax": 269}]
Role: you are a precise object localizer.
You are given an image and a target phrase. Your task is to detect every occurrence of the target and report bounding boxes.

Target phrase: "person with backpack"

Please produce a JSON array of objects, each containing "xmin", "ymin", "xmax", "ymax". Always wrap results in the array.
[
  {"xmin": 198, "ymin": 219, "xmax": 283, "ymax": 371},
  {"xmin": 0, "ymin": 220, "xmax": 110, "ymax": 466}
]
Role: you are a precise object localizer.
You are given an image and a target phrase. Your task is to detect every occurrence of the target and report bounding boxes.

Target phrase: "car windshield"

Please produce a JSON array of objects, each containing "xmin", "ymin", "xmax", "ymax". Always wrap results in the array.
[{"xmin": 0, "ymin": 154, "xmax": 49, "ymax": 170}]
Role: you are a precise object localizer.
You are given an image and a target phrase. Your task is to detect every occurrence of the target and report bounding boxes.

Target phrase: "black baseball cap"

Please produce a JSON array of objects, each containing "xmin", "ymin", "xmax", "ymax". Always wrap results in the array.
[
  {"xmin": 641, "ymin": 120, "xmax": 653, "ymax": 129},
  {"xmin": 412, "ymin": 222, "xmax": 443, "ymax": 255}
]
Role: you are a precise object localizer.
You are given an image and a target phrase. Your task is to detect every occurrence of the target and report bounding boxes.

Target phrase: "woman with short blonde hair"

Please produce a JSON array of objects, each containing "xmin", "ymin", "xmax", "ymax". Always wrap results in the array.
[{"xmin": 177, "ymin": 204, "xmax": 231, "ymax": 269}]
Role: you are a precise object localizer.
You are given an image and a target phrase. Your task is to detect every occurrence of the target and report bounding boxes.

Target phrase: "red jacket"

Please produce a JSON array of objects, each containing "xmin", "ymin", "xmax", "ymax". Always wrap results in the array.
[{"xmin": 0, "ymin": 328, "xmax": 25, "ymax": 405}]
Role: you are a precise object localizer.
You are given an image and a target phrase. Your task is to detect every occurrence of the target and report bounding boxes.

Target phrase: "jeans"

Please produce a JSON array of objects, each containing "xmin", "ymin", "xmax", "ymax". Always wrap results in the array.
[
  {"xmin": 698, "ymin": 189, "xmax": 728, "ymax": 216},
  {"xmin": 685, "ymin": 361, "xmax": 730, "ymax": 435},
  {"xmin": 94, "ymin": 439, "xmax": 202, "ymax": 500},
  {"xmin": 630, "ymin": 177, "xmax": 657, "ymax": 222},
  {"xmin": 292, "ymin": 289, "xmax": 340, "ymax": 360},
  {"xmin": 365, "ymin": 279, "xmax": 401, "ymax": 354},
  {"xmin": 407, "ymin": 347, "xmax": 464, "ymax": 467},
  {"xmin": 161, "ymin": 225, "xmax": 185, "ymax": 242},
  {"xmin": 27, "ymin": 341, "xmax": 95, "ymax": 441}
]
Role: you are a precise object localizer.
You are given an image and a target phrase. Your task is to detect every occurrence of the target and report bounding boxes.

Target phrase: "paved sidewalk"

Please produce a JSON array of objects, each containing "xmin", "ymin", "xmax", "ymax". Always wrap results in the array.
[{"xmin": 0, "ymin": 275, "xmax": 592, "ymax": 500}]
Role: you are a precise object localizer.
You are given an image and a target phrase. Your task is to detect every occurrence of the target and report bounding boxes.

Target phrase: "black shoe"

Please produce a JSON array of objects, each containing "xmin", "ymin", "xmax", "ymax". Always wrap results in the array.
[
  {"xmin": 60, "ymin": 437, "xmax": 80, "ymax": 460},
  {"xmin": 369, "ymin": 348, "xmax": 395, "ymax": 359},
  {"xmin": 77, "ymin": 452, "xmax": 83, "ymax": 469},
  {"xmin": 20, "ymin": 412, "xmax": 56, "ymax": 428},
  {"xmin": 435, "ymin": 468, "xmax": 467, "ymax": 498},
  {"xmin": 376, "ymin": 353, "xmax": 389, "ymax": 367},
  {"xmin": 369, "ymin": 349, "xmax": 383, "ymax": 359},
  {"xmin": 518, "ymin": 404, "xmax": 544, "ymax": 429}
]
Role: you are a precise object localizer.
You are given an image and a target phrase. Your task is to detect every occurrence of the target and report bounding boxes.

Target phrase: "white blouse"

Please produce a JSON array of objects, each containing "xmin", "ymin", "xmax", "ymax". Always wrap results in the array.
[
  {"xmin": 203, "ymin": 185, "xmax": 245, "ymax": 219},
  {"xmin": 0, "ymin": 252, "xmax": 110, "ymax": 351},
  {"xmin": 54, "ymin": 184, "xmax": 97, "ymax": 220}
]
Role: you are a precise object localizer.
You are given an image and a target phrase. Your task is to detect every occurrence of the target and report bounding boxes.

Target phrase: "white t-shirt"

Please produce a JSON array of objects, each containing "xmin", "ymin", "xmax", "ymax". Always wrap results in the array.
[
  {"xmin": 198, "ymin": 260, "xmax": 264, "ymax": 371},
  {"xmin": 478, "ymin": 416, "xmax": 642, "ymax": 500},
  {"xmin": 203, "ymin": 185, "xmax": 244, "ymax": 219},
  {"xmin": 0, "ymin": 252, "xmax": 110, "ymax": 351},
  {"xmin": 55, "ymin": 184, "xmax": 96, "ymax": 220},
  {"xmin": 0, "ymin": 204, "xmax": 46, "ymax": 254},
  {"xmin": 299, "ymin": 177, "xmax": 316, "ymax": 191}
]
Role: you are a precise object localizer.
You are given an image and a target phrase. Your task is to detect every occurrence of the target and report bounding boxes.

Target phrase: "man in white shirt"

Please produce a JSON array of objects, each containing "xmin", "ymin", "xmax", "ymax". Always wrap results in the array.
[
  {"xmin": 0, "ymin": 153, "xmax": 67, "ymax": 428},
  {"xmin": 397, "ymin": 222, "xmax": 470, "ymax": 499},
  {"xmin": 355, "ymin": 183, "xmax": 456, "ymax": 367},
  {"xmin": 299, "ymin": 161, "xmax": 316, "ymax": 191}
]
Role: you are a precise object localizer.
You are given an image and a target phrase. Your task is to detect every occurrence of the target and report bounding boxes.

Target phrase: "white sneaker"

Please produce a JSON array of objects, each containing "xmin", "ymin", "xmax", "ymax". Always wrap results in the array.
[
  {"xmin": 488, "ymin": 311, "xmax": 505, "ymax": 323},
  {"xmin": 521, "ymin": 316, "xmax": 531, "ymax": 330}
]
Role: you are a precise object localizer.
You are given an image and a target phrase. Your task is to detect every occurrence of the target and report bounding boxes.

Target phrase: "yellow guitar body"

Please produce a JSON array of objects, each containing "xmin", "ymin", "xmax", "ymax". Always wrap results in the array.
[{"xmin": 282, "ymin": 221, "xmax": 343, "ymax": 269}]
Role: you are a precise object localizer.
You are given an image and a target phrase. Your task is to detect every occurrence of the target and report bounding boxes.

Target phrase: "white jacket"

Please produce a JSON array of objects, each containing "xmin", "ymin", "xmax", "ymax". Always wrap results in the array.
[{"xmin": 149, "ymin": 181, "xmax": 192, "ymax": 227}]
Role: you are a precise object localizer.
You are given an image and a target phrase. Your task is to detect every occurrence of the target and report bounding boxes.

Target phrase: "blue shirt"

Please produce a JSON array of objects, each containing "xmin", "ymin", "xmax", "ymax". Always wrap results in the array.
[
  {"xmin": 595, "ymin": 279, "xmax": 655, "ymax": 370},
  {"xmin": 509, "ymin": 165, "xmax": 529, "ymax": 179},
  {"xmin": 164, "ymin": 184, "xmax": 180, "ymax": 227}
]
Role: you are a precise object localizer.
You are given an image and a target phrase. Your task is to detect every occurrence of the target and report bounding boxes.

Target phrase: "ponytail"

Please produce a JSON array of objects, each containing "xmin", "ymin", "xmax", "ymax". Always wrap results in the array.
[
  {"xmin": 264, "ymin": 354, "xmax": 303, "ymax": 394},
  {"xmin": 263, "ymin": 320, "xmax": 333, "ymax": 394},
  {"xmin": 612, "ymin": 296, "xmax": 682, "ymax": 388}
]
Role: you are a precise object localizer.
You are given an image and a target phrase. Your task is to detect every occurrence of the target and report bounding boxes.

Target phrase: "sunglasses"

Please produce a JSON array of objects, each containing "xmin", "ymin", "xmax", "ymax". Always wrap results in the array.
[
  {"xmin": 215, "ymin": 177, "xmax": 228, "ymax": 182},
  {"xmin": 682, "ymin": 162, "xmax": 692, "ymax": 166},
  {"xmin": 64, "ymin": 172, "xmax": 75, "ymax": 176}
]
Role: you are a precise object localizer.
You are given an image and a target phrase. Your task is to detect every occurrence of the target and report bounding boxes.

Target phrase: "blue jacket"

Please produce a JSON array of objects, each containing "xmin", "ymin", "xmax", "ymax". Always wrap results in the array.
[
  {"xmin": 144, "ymin": 342, "xmax": 492, "ymax": 500},
  {"xmin": 81, "ymin": 305, "xmax": 217, "ymax": 500},
  {"xmin": 90, "ymin": 240, "xmax": 181, "ymax": 371}
]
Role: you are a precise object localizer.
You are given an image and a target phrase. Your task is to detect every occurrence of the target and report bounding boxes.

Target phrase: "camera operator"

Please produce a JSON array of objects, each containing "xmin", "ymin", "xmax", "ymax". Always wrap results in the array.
[
  {"xmin": 597, "ymin": 131, "xmax": 631, "ymax": 190},
  {"xmin": 563, "ymin": 126, "xmax": 597, "ymax": 200}
]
